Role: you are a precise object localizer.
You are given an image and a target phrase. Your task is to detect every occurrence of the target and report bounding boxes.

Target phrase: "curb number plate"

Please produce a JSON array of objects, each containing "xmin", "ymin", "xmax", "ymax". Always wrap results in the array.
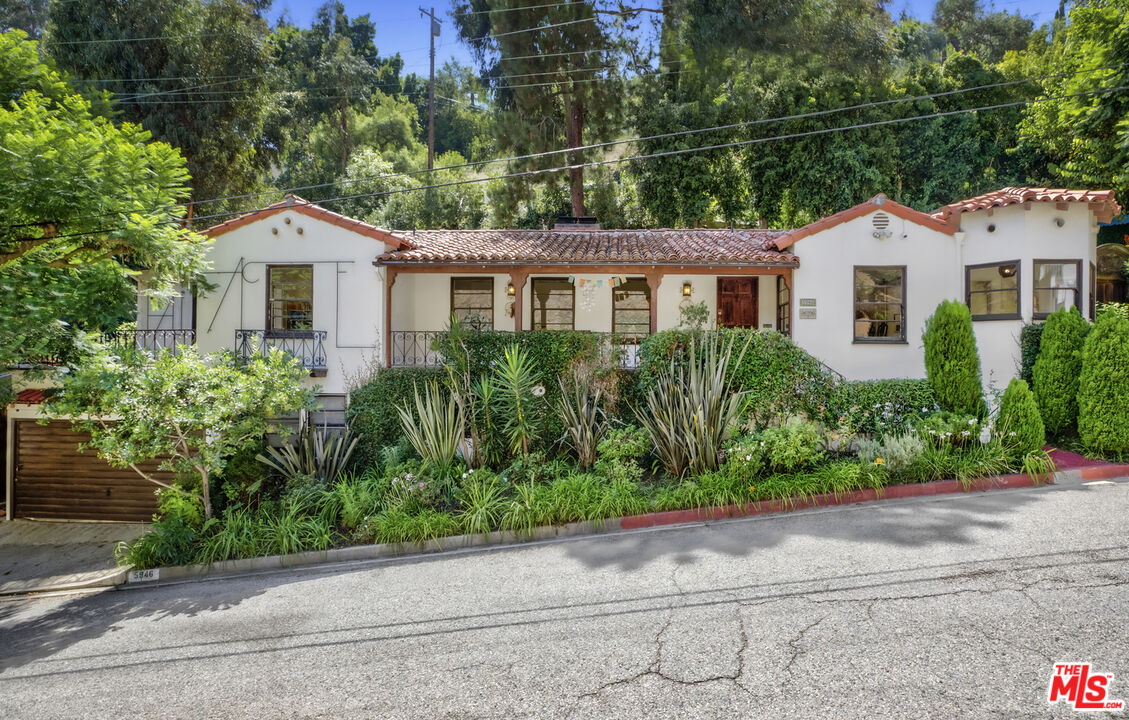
[{"xmin": 128, "ymin": 569, "xmax": 160, "ymax": 583}]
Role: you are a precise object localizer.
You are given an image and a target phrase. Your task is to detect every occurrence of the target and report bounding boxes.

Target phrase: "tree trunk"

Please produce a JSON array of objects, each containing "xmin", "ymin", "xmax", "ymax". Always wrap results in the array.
[
  {"xmin": 566, "ymin": 93, "xmax": 585, "ymax": 217},
  {"xmin": 201, "ymin": 468, "xmax": 212, "ymax": 521},
  {"xmin": 340, "ymin": 98, "xmax": 349, "ymax": 174}
]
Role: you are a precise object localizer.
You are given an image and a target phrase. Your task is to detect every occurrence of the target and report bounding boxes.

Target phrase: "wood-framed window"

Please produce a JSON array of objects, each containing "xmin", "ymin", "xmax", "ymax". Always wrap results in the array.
[
  {"xmin": 267, "ymin": 264, "xmax": 313, "ymax": 334},
  {"xmin": 450, "ymin": 277, "xmax": 494, "ymax": 330},
  {"xmin": 1033, "ymin": 259, "xmax": 1082, "ymax": 319},
  {"xmin": 776, "ymin": 276, "xmax": 791, "ymax": 336},
  {"xmin": 966, "ymin": 260, "xmax": 1020, "ymax": 320},
  {"xmin": 612, "ymin": 277, "xmax": 651, "ymax": 342},
  {"xmin": 531, "ymin": 277, "xmax": 574, "ymax": 331},
  {"xmin": 854, "ymin": 266, "xmax": 905, "ymax": 343}
]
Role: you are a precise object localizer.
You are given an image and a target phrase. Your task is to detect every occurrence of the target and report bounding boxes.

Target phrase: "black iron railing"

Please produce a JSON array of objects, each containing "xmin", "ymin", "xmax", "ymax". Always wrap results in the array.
[
  {"xmin": 235, "ymin": 330, "xmax": 328, "ymax": 373},
  {"xmin": 104, "ymin": 329, "xmax": 196, "ymax": 355},
  {"xmin": 389, "ymin": 329, "xmax": 643, "ymax": 369}
]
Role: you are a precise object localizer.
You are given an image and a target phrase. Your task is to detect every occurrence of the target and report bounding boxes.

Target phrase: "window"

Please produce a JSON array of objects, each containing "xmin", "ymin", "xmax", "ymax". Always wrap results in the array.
[
  {"xmin": 613, "ymin": 278, "xmax": 650, "ymax": 341},
  {"xmin": 776, "ymin": 276, "xmax": 791, "ymax": 336},
  {"xmin": 854, "ymin": 266, "xmax": 905, "ymax": 342},
  {"xmin": 531, "ymin": 278, "xmax": 574, "ymax": 330},
  {"xmin": 451, "ymin": 277, "xmax": 494, "ymax": 330},
  {"xmin": 267, "ymin": 265, "xmax": 313, "ymax": 333},
  {"xmin": 1033, "ymin": 260, "xmax": 1081, "ymax": 318},
  {"xmin": 966, "ymin": 261, "xmax": 1020, "ymax": 320}
]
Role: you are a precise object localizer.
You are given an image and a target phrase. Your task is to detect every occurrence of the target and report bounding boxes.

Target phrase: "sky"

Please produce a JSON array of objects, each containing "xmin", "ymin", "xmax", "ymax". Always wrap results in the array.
[{"xmin": 266, "ymin": 0, "xmax": 1065, "ymax": 78}]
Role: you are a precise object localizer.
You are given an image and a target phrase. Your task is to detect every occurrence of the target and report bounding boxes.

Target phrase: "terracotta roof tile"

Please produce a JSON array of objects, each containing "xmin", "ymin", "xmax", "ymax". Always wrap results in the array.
[
  {"xmin": 203, "ymin": 195, "xmax": 409, "ymax": 249},
  {"xmin": 774, "ymin": 194, "xmax": 955, "ymax": 250},
  {"xmin": 14, "ymin": 389, "xmax": 47, "ymax": 405},
  {"xmin": 376, "ymin": 228, "xmax": 798, "ymax": 266},
  {"xmin": 932, "ymin": 187, "xmax": 1121, "ymax": 224}
]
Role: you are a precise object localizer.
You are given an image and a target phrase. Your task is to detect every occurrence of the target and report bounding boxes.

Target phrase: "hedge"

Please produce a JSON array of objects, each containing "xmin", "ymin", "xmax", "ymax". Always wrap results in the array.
[
  {"xmin": 1031, "ymin": 307, "xmax": 1088, "ymax": 436},
  {"xmin": 1018, "ymin": 322, "xmax": 1044, "ymax": 387},
  {"xmin": 347, "ymin": 367, "xmax": 445, "ymax": 468},
  {"xmin": 997, "ymin": 378, "xmax": 1045, "ymax": 458},
  {"xmin": 923, "ymin": 300, "xmax": 985, "ymax": 417},
  {"xmin": 823, "ymin": 378, "xmax": 937, "ymax": 435},
  {"xmin": 1077, "ymin": 312, "xmax": 1129, "ymax": 455}
]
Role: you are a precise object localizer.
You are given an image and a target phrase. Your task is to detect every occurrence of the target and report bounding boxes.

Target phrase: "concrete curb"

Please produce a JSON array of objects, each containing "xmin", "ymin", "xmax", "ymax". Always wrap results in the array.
[{"xmin": 7, "ymin": 461, "xmax": 1126, "ymax": 596}]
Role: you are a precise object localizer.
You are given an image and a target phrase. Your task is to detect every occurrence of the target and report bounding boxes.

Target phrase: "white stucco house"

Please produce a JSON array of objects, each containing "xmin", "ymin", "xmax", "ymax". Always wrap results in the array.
[{"xmin": 3, "ymin": 186, "xmax": 1121, "ymax": 521}]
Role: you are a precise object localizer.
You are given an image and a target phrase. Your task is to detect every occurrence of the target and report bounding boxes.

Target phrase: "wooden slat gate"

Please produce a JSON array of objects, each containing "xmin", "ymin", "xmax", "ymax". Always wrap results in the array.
[{"xmin": 12, "ymin": 420, "xmax": 167, "ymax": 522}]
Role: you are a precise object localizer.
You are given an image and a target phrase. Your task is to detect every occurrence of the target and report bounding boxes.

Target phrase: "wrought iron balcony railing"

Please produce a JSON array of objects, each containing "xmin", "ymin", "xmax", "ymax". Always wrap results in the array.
[
  {"xmin": 235, "ymin": 330, "xmax": 328, "ymax": 374},
  {"xmin": 103, "ymin": 329, "xmax": 196, "ymax": 355}
]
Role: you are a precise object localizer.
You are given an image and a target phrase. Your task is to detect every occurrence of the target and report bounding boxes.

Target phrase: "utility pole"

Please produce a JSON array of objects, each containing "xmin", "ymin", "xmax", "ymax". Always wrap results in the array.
[{"xmin": 420, "ymin": 7, "xmax": 441, "ymax": 171}]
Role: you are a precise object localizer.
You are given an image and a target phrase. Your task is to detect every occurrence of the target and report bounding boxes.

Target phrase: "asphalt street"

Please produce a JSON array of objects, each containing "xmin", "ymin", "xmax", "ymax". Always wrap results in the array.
[{"xmin": 2, "ymin": 479, "xmax": 1127, "ymax": 719}]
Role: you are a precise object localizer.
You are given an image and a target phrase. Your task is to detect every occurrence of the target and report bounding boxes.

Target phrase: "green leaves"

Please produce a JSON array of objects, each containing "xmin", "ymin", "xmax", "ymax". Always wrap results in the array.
[
  {"xmin": 493, "ymin": 344, "xmax": 538, "ymax": 457},
  {"xmin": 923, "ymin": 300, "xmax": 986, "ymax": 417},
  {"xmin": 396, "ymin": 380, "xmax": 466, "ymax": 473}
]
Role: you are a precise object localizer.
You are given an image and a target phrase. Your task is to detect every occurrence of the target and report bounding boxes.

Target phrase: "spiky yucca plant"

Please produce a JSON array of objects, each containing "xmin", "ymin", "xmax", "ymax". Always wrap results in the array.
[
  {"xmin": 256, "ymin": 422, "xmax": 359, "ymax": 484},
  {"xmin": 397, "ymin": 380, "xmax": 466, "ymax": 472},
  {"xmin": 557, "ymin": 370, "xmax": 606, "ymax": 470}
]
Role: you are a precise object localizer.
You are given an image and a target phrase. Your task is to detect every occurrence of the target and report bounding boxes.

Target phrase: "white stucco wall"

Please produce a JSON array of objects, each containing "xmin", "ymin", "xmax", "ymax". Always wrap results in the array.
[
  {"xmin": 790, "ymin": 211, "xmax": 961, "ymax": 381},
  {"xmin": 192, "ymin": 209, "xmax": 395, "ymax": 395}
]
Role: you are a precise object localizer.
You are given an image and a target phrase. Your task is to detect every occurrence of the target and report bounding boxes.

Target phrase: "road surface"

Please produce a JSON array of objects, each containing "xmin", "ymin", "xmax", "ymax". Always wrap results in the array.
[{"xmin": 2, "ymin": 479, "xmax": 1127, "ymax": 719}]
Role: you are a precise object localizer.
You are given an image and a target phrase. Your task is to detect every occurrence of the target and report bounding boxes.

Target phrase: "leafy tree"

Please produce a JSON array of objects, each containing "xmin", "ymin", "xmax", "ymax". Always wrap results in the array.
[
  {"xmin": 923, "ymin": 300, "xmax": 986, "ymax": 416},
  {"xmin": 0, "ymin": 0, "xmax": 48, "ymax": 38},
  {"xmin": 45, "ymin": 0, "xmax": 285, "ymax": 214},
  {"xmin": 0, "ymin": 30, "xmax": 207, "ymax": 369},
  {"xmin": 405, "ymin": 61, "xmax": 495, "ymax": 160},
  {"xmin": 1077, "ymin": 311, "xmax": 1129, "ymax": 456},
  {"xmin": 48, "ymin": 346, "xmax": 315, "ymax": 520},
  {"xmin": 996, "ymin": 378, "xmax": 1045, "ymax": 458},
  {"xmin": 381, "ymin": 152, "xmax": 486, "ymax": 230},
  {"xmin": 453, "ymin": 0, "xmax": 627, "ymax": 217},
  {"xmin": 1032, "ymin": 306, "xmax": 1089, "ymax": 435},
  {"xmin": 933, "ymin": 0, "xmax": 1033, "ymax": 62}
]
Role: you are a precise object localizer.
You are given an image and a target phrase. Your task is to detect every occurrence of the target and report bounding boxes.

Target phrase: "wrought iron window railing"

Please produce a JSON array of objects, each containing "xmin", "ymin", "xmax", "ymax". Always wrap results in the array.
[
  {"xmin": 235, "ymin": 329, "xmax": 328, "ymax": 373},
  {"xmin": 102, "ymin": 329, "xmax": 196, "ymax": 355}
]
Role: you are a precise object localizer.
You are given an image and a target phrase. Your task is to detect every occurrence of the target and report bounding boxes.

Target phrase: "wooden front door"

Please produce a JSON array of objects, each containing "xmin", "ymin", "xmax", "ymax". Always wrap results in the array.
[{"xmin": 717, "ymin": 278, "xmax": 758, "ymax": 328}]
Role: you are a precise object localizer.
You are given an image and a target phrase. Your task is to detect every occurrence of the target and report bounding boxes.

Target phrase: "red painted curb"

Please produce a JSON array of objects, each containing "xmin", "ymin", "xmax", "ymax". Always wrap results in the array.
[
  {"xmin": 1079, "ymin": 464, "xmax": 1129, "ymax": 481},
  {"xmin": 618, "ymin": 473, "xmax": 1043, "ymax": 531}
]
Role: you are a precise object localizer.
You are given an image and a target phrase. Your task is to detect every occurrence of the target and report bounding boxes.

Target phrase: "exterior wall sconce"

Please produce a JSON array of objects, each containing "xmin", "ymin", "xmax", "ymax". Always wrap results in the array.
[
  {"xmin": 998, "ymin": 263, "xmax": 1017, "ymax": 278},
  {"xmin": 682, "ymin": 282, "xmax": 693, "ymax": 297},
  {"xmin": 506, "ymin": 281, "xmax": 516, "ymax": 296}
]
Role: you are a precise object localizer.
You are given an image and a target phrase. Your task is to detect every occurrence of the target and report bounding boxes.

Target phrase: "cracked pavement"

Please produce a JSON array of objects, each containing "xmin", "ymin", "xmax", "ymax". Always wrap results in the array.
[{"xmin": 2, "ymin": 480, "xmax": 1128, "ymax": 718}]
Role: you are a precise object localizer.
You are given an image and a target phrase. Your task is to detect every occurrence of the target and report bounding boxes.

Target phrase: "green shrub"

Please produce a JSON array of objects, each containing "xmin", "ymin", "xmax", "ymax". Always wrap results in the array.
[
  {"xmin": 1078, "ymin": 312, "xmax": 1129, "ymax": 455},
  {"xmin": 499, "ymin": 450, "xmax": 572, "ymax": 485},
  {"xmin": 822, "ymin": 379, "xmax": 937, "ymax": 435},
  {"xmin": 457, "ymin": 476, "xmax": 509, "ymax": 536},
  {"xmin": 116, "ymin": 491, "xmax": 204, "ymax": 569},
  {"xmin": 1031, "ymin": 307, "xmax": 1089, "ymax": 435},
  {"xmin": 856, "ymin": 433, "xmax": 925, "ymax": 477},
  {"xmin": 396, "ymin": 379, "xmax": 466, "ymax": 474},
  {"xmin": 348, "ymin": 367, "xmax": 444, "ymax": 467},
  {"xmin": 1018, "ymin": 322, "xmax": 1044, "ymax": 386},
  {"xmin": 501, "ymin": 482, "xmax": 555, "ymax": 535},
  {"xmin": 996, "ymin": 378, "xmax": 1045, "ymax": 457},
  {"xmin": 590, "ymin": 478, "xmax": 648, "ymax": 519},
  {"xmin": 917, "ymin": 411, "xmax": 983, "ymax": 449},
  {"xmin": 362, "ymin": 507, "xmax": 460, "ymax": 545},
  {"xmin": 595, "ymin": 426, "xmax": 649, "ymax": 484},
  {"xmin": 724, "ymin": 435, "xmax": 766, "ymax": 485},
  {"xmin": 922, "ymin": 300, "xmax": 985, "ymax": 417},
  {"xmin": 1096, "ymin": 301, "xmax": 1129, "ymax": 321},
  {"xmin": 260, "ymin": 504, "xmax": 334, "ymax": 556},
  {"xmin": 760, "ymin": 418, "xmax": 824, "ymax": 473},
  {"xmin": 194, "ymin": 507, "xmax": 262, "ymax": 564}
]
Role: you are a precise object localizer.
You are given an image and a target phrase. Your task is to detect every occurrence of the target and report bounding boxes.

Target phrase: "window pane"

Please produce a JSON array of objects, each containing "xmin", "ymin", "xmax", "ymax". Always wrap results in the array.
[
  {"xmin": 532, "ymin": 279, "xmax": 574, "ymax": 330},
  {"xmin": 967, "ymin": 263, "xmax": 1019, "ymax": 318},
  {"xmin": 854, "ymin": 267, "xmax": 904, "ymax": 340},
  {"xmin": 1034, "ymin": 262, "xmax": 1078, "ymax": 287},
  {"xmin": 1034, "ymin": 288, "xmax": 1077, "ymax": 315},
  {"xmin": 969, "ymin": 289, "xmax": 1018, "ymax": 316},
  {"xmin": 968, "ymin": 265, "xmax": 1018, "ymax": 292},
  {"xmin": 452, "ymin": 277, "xmax": 493, "ymax": 330},
  {"xmin": 269, "ymin": 266, "xmax": 313, "ymax": 331},
  {"xmin": 613, "ymin": 278, "xmax": 651, "ymax": 339}
]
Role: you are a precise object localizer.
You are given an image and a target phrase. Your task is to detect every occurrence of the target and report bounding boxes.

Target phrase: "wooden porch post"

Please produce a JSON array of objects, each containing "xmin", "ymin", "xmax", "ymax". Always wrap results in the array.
[
  {"xmin": 384, "ymin": 268, "xmax": 398, "ymax": 367},
  {"xmin": 781, "ymin": 268, "xmax": 793, "ymax": 337},
  {"xmin": 645, "ymin": 271, "xmax": 663, "ymax": 335},
  {"xmin": 510, "ymin": 269, "xmax": 528, "ymax": 332}
]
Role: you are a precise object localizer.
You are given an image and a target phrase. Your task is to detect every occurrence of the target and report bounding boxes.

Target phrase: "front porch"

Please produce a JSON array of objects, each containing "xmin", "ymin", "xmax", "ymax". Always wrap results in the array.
[{"xmin": 383, "ymin": 265, "xmax": 795, "ymax": 368}]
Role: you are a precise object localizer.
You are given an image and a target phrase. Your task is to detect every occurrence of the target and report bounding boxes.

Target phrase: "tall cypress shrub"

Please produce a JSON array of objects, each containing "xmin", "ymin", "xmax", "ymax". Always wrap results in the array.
[
  {"xmin": 1032, "ymin": 307, "xmax": 1089, "ymax": 435},
  {"xmin": 922, "ymin": 300, "xmax": 985, "ymax": 416},
  {"xmin": 1077, "ymin": 312, "xmax": 1129, "ymax": 455},
  {"xmin": 996, "ymin": 378, "xmax": 1045, "ymax": 458}
]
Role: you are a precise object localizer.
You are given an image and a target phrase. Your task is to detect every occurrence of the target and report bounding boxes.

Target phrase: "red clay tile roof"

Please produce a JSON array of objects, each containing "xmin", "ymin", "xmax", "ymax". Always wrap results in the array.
[
  {"xmin": 774, "ymin": 194, "xmax": 955, "ymax": 250},
  {"xmin": 376, "ymin": 228, "xmax": 798, "ymax": 266},
  {"xmin": 14, "ymin": 388, "xmax": 47, "ymax": 405},
  {"xmin": 203, "ymin": 195, "xmax": 409, "ymax": 248},
  {"xmin": 932, "ymin": 187, "xmax": 1121, "ymax": 224}
]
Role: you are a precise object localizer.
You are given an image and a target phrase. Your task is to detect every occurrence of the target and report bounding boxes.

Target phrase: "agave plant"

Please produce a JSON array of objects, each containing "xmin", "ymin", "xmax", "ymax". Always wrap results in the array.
[
  {"xmin": 397, "ymin": 380, "xmax": 466, "ymax": 472},
  {"xmin": 636, "ymin": 333, "xmax": 749, "ymax": 477},
  {"xmin": 256, "ymin": 421, "xmax": 359, "ymax": 484},
  {"xmin": 557, "ymin": 369, "xmax": 606, "ymax": 470}
]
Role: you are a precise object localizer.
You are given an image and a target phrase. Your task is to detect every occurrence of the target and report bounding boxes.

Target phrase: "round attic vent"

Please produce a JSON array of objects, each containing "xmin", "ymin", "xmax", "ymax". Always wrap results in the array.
[{"xmin": 872, "ymin": 212, "xmax": 890, "ymax": 230}]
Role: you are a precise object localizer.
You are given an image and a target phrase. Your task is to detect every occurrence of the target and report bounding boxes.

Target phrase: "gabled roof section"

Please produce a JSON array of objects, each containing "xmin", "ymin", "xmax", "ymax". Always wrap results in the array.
[
  {"xmin": 203, "ymin": 195, "xmax": 410, "ymax": 249},
  {"xmin": 932, "ymin": 187, "xmax": 1121, "ymax": 225},
  {"xmin": 773, "ymin": 194, "xmax": 955, "ymax": 250},
  {"xmin": 376, "ymin": 228, "xmax": 798, "ymax": 267}
]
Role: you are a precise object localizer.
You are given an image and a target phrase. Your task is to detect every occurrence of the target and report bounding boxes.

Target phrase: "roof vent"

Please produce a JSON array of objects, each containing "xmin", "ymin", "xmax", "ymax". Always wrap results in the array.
[
  {"xmin": 871, "ymin": 212, "xmax": 892, "ymax": 239},
  {"xmin": 554, "ymin": 216, "xmax": 600, "ymax": 231}
]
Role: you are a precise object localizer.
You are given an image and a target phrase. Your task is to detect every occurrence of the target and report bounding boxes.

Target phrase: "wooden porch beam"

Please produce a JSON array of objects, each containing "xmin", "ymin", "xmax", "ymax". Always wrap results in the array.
[{"xmin": 384, "ymin": 267, "xmax": 398, "ymax": 368}]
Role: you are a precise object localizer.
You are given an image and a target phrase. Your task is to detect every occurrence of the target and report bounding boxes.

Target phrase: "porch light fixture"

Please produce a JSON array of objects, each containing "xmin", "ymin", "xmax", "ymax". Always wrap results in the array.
[
  {"xmin": 506, "ymin": 281, "xmax": 516, "ymax": 296},
  {"xmin": 682, "ymin": 281, "xmax": 693, "ymax": 297},
  {"xmin": 998, "ymin": 263, "xmax": 1017, "ymax": 278}
]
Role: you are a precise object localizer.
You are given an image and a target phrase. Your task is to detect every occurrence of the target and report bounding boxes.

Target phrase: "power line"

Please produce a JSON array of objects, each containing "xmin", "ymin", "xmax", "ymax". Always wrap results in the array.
[{"xmin": 21, "ymin": 81, "xmax": 1127, "ymax": 242}]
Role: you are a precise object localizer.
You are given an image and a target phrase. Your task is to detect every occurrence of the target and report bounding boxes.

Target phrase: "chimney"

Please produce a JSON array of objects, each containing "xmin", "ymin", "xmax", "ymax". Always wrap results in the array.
[{"xmin": 554, "ymin": 216, "xmax": 600, "ymax": 231}]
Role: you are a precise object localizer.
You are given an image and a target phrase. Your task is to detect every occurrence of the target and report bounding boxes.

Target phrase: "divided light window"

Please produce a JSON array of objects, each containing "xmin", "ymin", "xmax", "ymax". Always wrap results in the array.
[
  {"xmin": 854, "ymin": 266, "xmax": 905, "ymax": 342},
  {"xmin": 966, "ymin": 261, "xmax": 1020, "ymax": 320},
  {"xmin": 1033, "ymin": 260, "xmax": 1081, "ymax": 318},
  {"xmin": 531, "ymin": 278, "xmax": 574, "ymax": 331},
  {"xmin": 451, "ymin": 277, "xmax": 494, "ymax": 330},
  {"xmin": 613, "ymin": 278, "xmax": 651, "ymax": 342},
  {"xmin": 267, "ymin": 265, "xmax": 313, "ymax": 333}
]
